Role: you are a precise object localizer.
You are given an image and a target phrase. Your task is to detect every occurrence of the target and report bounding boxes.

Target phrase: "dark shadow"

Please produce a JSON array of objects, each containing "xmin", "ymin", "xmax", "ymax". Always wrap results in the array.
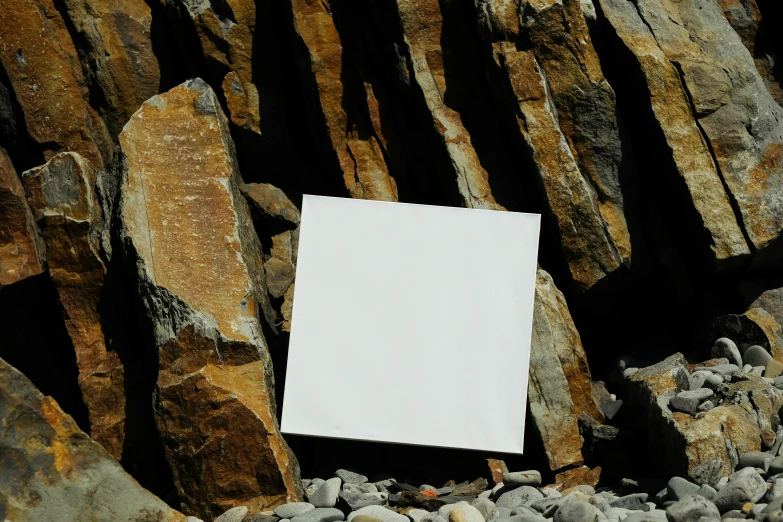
[
  {"xmin": 0, "ymin": 62, "xmax": 45, "ymax": 172},
  {"xmin": 145, "ymin": 0, "xmax": 191, "ymax": 93}
]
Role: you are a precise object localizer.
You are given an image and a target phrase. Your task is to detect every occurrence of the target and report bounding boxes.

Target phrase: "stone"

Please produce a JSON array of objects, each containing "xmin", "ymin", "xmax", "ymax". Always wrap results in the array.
[
  {"xmin": 275, "ymin": 503, "xmax": 315, "ymax": 519},
  {"xmin": 347, "ymin": 507, "xmax": 408, "ymax": 522},
  {"xmin": 216, "ymin": 507, "xmax": 250, "ymax": 522},
  {"xmin": 452, "ymin": 478, "xmax": 490, "ymax": 497},
  {"xmin": 712, "ymin": 338, "xmax": 744, "ymax": 369},
  {"xmin": 447, "ymin": 503, "xmax": 485, "ymax": 522},
  {"xmin": 667, "ymin": 478, "xmax": 701, "ymax": 501},
  {"xmin": 471, "ymin": 498, "xmax": 496, "ymax": 521},
  {"xmin": 310, "ymin": 478, "xmax": 341, "ymax": 508},
  {"xmin": 550, "ymin": 467, "xmax": 602, "ymax": 491},
  {"xmin": 340, "ymin": 491, "xmax": 388, "ymax": 510},
  {"xmin": 767, "ymin": 361, "xmax": 783, "ymax": 379},
  {"xmin": 738, "ymin": 451, "xmax": 773, "ymax": 470},
  {"xmin": 591, "ymin": 382, "xmax": 623, "ymax": 420},
  {"xmin": 0, "ymin": 356, "xmax": 187, "ymax": 521},
  {"xmin": 746, "ymin": 346, "xmax": 774, "ymax": 368},
  {"xmin": 0, "ymin": 148, "xmax": 44, "ymax": 288},
  {"xmin": 58, "ymin": 0, "xmax": 161, "ymax": 138},
  {"xmin": 242, "ymin": 183, "xmax": 301, "ymax": 227},
  {"xmin": 670, "ymin": 389, "xmax": 713, "ymax": 415},
  {"xmin": 714, "ymin": 311, "xmax": 783, "ymax": 364},
  {"xmin": 597, "ymin": 0, "xmax": 749, "ymax": 263},
  {"xmin": 496, "ymin": 487, "xmax": 544, "ymax": 509},
  {"xmin": 552, "ymin": 498, "xmax": 606, "ymax": 522},
  {"xmin": 0, "ymin": 0, "xmax": 112, "ymax": 169},
  {"xmin": 293, "ymin": 508, "xmax": 346, "ymax": 522},
  {"xmin": 502, "ymin": 472, "xmax": 542, "ymax": 488},
  {"xmin": 714, "ymin": 468, "xmax": 767, "ymax": 512},
  {"xmin": 487, "ymin": 459, "xmax": 509, "ymax": 485},
  {"xmin": 406, "ymin": 509, "xmax": 430, "ymax": 522},
  {"xmin": 336, "ymin": 470, "xmax": 369, "ymax": 485},
  {"xmin": 528, "ymin": 269, "xmax": 604, "ymax": 471},
  {"xmin": 119, "ymin": 79, "xmax": 301, "ymax": 519},
  {"xmin": 22, "ymin": 152, "xmax": 125, "ymax": 459},
  {"xmin": 664, "ymin": 495, "xmax": 720, "ymax": 522},
  {"xmin": 608, "ymin": 493, "xmax": 648, "ymax": 509}
]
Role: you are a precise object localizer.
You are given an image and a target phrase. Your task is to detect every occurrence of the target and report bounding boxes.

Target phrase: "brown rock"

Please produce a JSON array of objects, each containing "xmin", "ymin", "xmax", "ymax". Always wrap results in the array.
[
  {"xmin": 59, "ymin": 0, "xmax": 161, "ymax": 137},
  {"xmin": 0, "ymin": 147, "xmax": 44, "ymax": 287},
  {"xmin": 223, "ymin": 71, "xmax": 261, "ymax": 135},
  {"xmin": 289, "ymin": 0, "xmax": 398, "ymax": 201},
  {"xmin": 450, "ymin": 478, "xmax": 489, "ymax": 497},
  {"xmin": 0, "ymin": 0, "xmax": 112, "ymax": 169},
  {"xmin": 766, "ymin": 360, "xmax": 783, "ymax": 378},
  {"xmin": 22, "ymin": 152, "xmax": 125, "ymax": 460},
  {"xmin": 632, "ymin": 0, "xmax": 783, "ymax": 253},
  {"xmin": 598, "ymin": 0, "xmax": 749, "ymax": 264},
  {"xmin": 0, "ymin": 356, "xmax": 186, "ymax": 522},
  {"xmin": 243, "ymin": 183, "xmax": 301, "ymax": 226},
  {"xmin": 119, "ymin": 79, "xmax": 302, "ymax": 519},
  {"xmin": 528, "ymin": 268, "xmax": 603, "ymax": 471},
  {"xmin": 549, "ymin": 466, "xmax": 602, "ymax": 491},
  {"xmin": 487, "ymin": 458, "xmax": 508, "ymax": 485},
  {"xmin": 626, "ymin": 353, "xmax": 761, "ymax": 476}
]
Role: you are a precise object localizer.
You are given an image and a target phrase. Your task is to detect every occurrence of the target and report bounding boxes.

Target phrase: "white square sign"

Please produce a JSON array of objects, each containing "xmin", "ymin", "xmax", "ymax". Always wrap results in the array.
[{"xmin": 281, "ymin": 195, "xmax": 540, "ymax": 453}]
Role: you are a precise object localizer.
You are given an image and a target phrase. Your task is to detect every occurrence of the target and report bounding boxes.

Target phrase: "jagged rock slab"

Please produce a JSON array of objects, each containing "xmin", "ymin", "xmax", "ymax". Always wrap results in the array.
[
  {"xmin": 0, "ymin": 147, "xmax": 44, "ymax": 287},
  {"xmin": 598, "ymin": 0, "xmax": 749, "ymax": 264},
  {"xmin": 119, "ymin": 78, "xmax": 302, "ymax": 519},
  {"xmin": 633, "ymin": 0, "xmax": 783, "ymax": 254},
  {"xmin": 625, "ymin": 353, "xmax": 761, "ymax": 477},
  {"xmin": 0, "ymin": 356, "xmax": 186, "ymax": 522},
  {"xmin": 289, "ymin": 0, "xmax": 398, "ymax": 201},
  {"xmin": 59, "ymin": 0, "xmax": 161, "ymax": 137},
  {"xmin": 528, "ymin": 269, "xmax": 604, "ymax": 471},
  {"xmin": 0, "ymin": 0, "xmax": 112, "ymax": 169},
  {"xmin": 22, "ymin": 152, "xmax": 125, "ymax": 460}
]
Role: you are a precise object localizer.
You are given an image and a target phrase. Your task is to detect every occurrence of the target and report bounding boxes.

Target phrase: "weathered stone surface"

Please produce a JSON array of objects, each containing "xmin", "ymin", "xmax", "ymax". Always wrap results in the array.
[
  {"xmin": 0, "ymin": 356, "xmax": 186, "ymax": 522},
  {"xmin": 119, "ymin": 79, "xmax": 302, "ymax": 519},
  {"xmin": 625, "ymin": 353, "xmax": 761, "ymax": 476},
  {"xmin": 242, "ymin": 183, "xmax": 301, "ymax": 226},
  {"xmin": 474, "ymin": 0, "xmax": 626, "ymax": 290},
  {"xmin": 528, "ymin": 269, "xmax": 604, "ymax": 471},
  {"xmin": 289, "ymin": 0, "xmax": 397, "ymax": 201},
  {"xmin": 22, "ymin": 152, "xmax": 125, "ymax": 460},
  {"xmin": 59, "ymin": 0, "xmax": 161, "ymax": 137},
  {"xmin": 0, "ymin": 0, "xmax": 111, "ymax": 169},
  {"xmin": 597, "ymin": 0, "xmax": 749, "ymax": 264},
  {"xmin": 632, "ymin": 0, "xmax": 783, "ymax": 253},
  {"xmin": 0, "ymin": 147, "xmax": 44, "ymax": 287}
]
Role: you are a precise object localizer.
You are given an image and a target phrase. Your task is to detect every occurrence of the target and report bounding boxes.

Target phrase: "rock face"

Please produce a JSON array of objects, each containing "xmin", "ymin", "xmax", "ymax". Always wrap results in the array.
[
  {"xmin": 0, "ymin": 356, "xmax": 186, "ymax": 522},
  {"xmin": 0, "ymin": 148, "xmax": 44, "ymax": 287},
  {"xmin": 119, "ymin": 79, "xmax": 302, "ymax": 519},
  {"xmin": 0, "ymin": 0, "xmax": 112, "ymax": 169},
  {"xmin": 21, "ymin": 152, "xmax": 125, "ymax": 460},
  {"xmin": 58, "ymin": 0, "xmax": 161, "ymax": 137},
  {"xmin": 528, "ymin": 268, "xmax": 604, "ymax": 471}
]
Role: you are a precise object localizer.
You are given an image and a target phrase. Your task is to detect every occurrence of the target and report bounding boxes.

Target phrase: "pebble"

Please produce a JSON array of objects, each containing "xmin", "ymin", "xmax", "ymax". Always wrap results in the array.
[
  {"xmin": 712, "ymin": 338, "xmax": 743, "ymax": 368},
  {"xmin": 745, "ymin": 345, "xmax": 773, "ymax": 367},
  {"xmin": 608, "ymin": 493, "xmax": 648, "ymax": 509},
  {"xmin": 688, "ymin": 458, "xmax": 725, "ymax": 487},
  {"xmin": 340, "ymin": 491, "xmax": 388, "ymax": 510},
  {"xmin": 690, "ymin": 371, "xmax": 710, "ymax": 390},
  {"xmin": 697, "ymin": 484, "xmax": 717, "ymax": 501},
  {"xmin": 502, "ymin": 471, "xmax": 542, "ymax": 488},
  {"xmin": 347, "ymin": 507, "xmax": 407, "ymax": 522},
  {"xmin": 664, "ymin": 494, "xmax": 720, "ymax": 522},
  {"xmin": 623, "ymin": 511, "xmax": 667, "ymax": 522},
  {"xmin": 185, "ymin": 518, "xmax": 203, "ymax": 522},
  {"xmin": 739, "ymin": 451, "xmax": 773, "ymax": 471},
  {"xmin": 496, "ymin": 486, "xmax": 544, "ymax": 509},
  {"xmin": 275, "ymin": 503, "xmax": 316, "ymax": 519},
  {"xmin": 471, "ymin": 498, "xmax": 497, "ymax": 520},
  {"xmin": 310, "ymin": 478, "xmax": 342, "ymax": 508},
  {"xmin": 552, "ymin": 498, "xmax": 606, "ymax": 522},
  {"xmin": 702, "ymin": 373, "xmax": 724, "ymax": 389},
  {"xmin": 361, "ymin": 484, "xmax": 379, "ymax": 493},
  {"xmin": 715, "ymin": 468, "xmax": 768, "ymax": 511},
  {"xmin": 670, "ymin": 389, "xmax": 713, "ymax": 414},
  {"xmin": 406, "ymin": 510, "xmax": 429, "ymax": 522},
  {"xmin": 446, "ymin": 503, "xmax": 485, "ymax": 522},
  {"xmin": 697, "ymin": 400, "xmax": 714, "ymax": 412},
  {"xmin": 768, "ymin": 360, "xmax": 783, "ymax": 379},
  {"xmin": 767, "ymin": 479, "xmax": 783, "ymax": 502},
  {"xmin": 667, "ymin": 477, "xmax": 701, "ymax": 500},
  {"xmin": 214, "ymin": 507, "xmax": 249, "ymax": 522},
  {"xmin": 337, "ymin": 470, "xmax": 369, "ymax": 485}
]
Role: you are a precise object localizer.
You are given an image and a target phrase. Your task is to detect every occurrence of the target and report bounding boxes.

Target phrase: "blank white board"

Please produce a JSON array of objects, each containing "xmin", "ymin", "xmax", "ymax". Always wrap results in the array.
[{"xmin": 281, "ymin": 195, "xmax": 540, "ymax": 453}]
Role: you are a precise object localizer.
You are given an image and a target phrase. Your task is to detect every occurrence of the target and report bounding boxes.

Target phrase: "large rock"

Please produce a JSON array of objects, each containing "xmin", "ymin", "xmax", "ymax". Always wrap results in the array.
[
  {"xmin": 0, "ymin": 0, "xmax": 112, "ymax": 169},
  {"xmin": 528, "ymin": 268, "xmax": 604, "ymax": 471},
  {"xmin": 22, "ymin": 152, "xmax": 125, "ymax": 460},
  {"xmin": 0, "ymin": 147, "xmax": 44, "ymax": 287},
  {"xmin": 631, "ymin": 0, "xmax": 783, "ymax": 254},
  {"xmin": 597, "ymin": 0, "xmax": 749, "ymax": 264},
  {"xmin": 0, "ymin": 356, "xmax": 186, "ymax": 522},
  {"xmin": 119, "ymin": 78, "xmax": 302, "ymax": 519},
  {"xmin": 475, "ymin": 0, "xmax": 627, "ymax": 290},
  {"xmin": 625, "ymin": 353, "xmax": 761, "ymax": 476},
  {"xmin": 289, "ymin": 0, "xmax": 398, "ymax": 201},
  {"xmin": 58, "ymin": 0, "xmax": 161, "ymax": 137}
]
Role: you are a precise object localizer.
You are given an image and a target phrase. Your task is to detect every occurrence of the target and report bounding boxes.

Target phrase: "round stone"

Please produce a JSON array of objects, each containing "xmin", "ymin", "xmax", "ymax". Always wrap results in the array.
[
  {"xmin": 665, "ymin": 495, "xmax": 719, "ymax": 522},
  {"xmin": 495, "ymin": 486, "xmax": 544, "ymax": 509},
  {"xmin": 336, "ymin": 469, "xmax": 369, "ymax": 485},
  {"xmin": 767, "ymin": 360, "xmax": 783, "ymax": 379},
  {"xmin": 715, "ymin": 468, "xmax": 767, "ymax": 511},
  {"xmin": 310, "ymin": 477, "xmax": 341, "ymax": 508},
  {"xmin": 502, "ymin": 471, "xmax": 542, "ymax": 488},
  {"xmin": 215, "ymin": 507, "xmax": 250, "ymax": 522},
  {"xmin": 745, "ymin": 345, "xmax": 773, "ymax": 367},
  {"xmin": 275, "ymin": 503, "xmax": 316, "ymax": 519},
  {"xmin": 712, "ymin": 338, "xmax": 743, "ymax": 368},
  {"xmin": 552, "ymin": 499, "xmax": 605, "ymax": 522},
  {"xmin": 348, "ymin": 507, "xmax": 408, "ymax": 522}
]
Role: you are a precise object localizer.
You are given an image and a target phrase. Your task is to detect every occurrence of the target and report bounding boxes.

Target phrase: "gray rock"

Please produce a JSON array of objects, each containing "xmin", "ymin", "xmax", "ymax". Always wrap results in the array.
[
  {"xmin": 186, "ymin": 517, "xmax": 204, "ymax": 522},
  {"xmin": 745, "ymin": 345, "xmax": 773, "ymax": 367},
  {"xmin": 361, "ymin": 484, "xmax": 379, "ymax": 493},
  {"xmin": 336, "ymin": 470, "xmax": 368, "ymax": 485},
  {"xmin": 690, "ymin": 371, "xmax": 711, "ymax": 390},
  {"xmin": 443, "ymin": 503, "xmax": 485, "ymax": 522},
  {"xmin": 420, "ymin": 514, "xmax": 447, "ymax": 522},
  {"xmin": 340, "ymin": 491, "xmax": 388, "ymax": 510},
  {"xmin": 438, "ymin": 486, "xmax": 457, "ymax": 496},
  {"xmin": 622, "ymin": 511, "xmax": 668, "ymax": 522},
  {"xmin": 502, "ymin": 472, "xmax": 542, "ymax": 488},
  {"xmin": 478, "ymin": 491, "xmax": 492, "ymax": 500},
  {"xmin": 702, "ymin": 374, "xmax": 724, "ymax": 389},
  {"xmin": 275, "ymin": 503, "xmax": 316, "ymax": 519},
  {"xmin": 608, "ymin": 493, "xmax": 648, "ymax": 509},
  {"xmin": 688, "ymin": 459, "xmax": 725, "ymax": 487},
  {"xmin": 215, "ymin": 507, "xmax": 250, "ymax": 522},
  {"xmin": 471, "ymin": 498, "xmax": 497, "ymax": 521},
  {"xmin": 664, "ymin": 495, "xmax": 720, "ymax": 522},
  {"xmin": 739, "ymin": 451, "xmax": 773, "ymax": 471},
  {"xmin": 714, "ymin": 468, "xmax": 767, "ymax": 511},
  {"xmin": 496, "ymin": 486, "xmax": 544, "ymax": 509},
  {"xmin": 303, "ymin": 479, "xmax": 313, "ymax": 489},
  {"xmin": 293, "ymin": 508, "xmax": 346, "ymax": 522},
  {"xmin": 347, "ymin": 506, "xmax": 406, "ymax": 522},
  {"xmin": 670, "ymin": 389, "xmax": 714, "ymax": 415},
  {"xmin": 697, "ymin": 400, "xmax": 714, "ymax": 413},
  {"xmin": 510, "ymin": 506, "xmax": 539, "ymax": 516},
  {"xmin": 667, "ymin": 477, "xmax": 701, "ymax": 500},
  {"xmin": 502, "ymin": 515, "xmax": 547, "ymax": 522},
  {"xmin": 766, "ymin": 479, "xmax": 783, "ymax": 502},
  {"xmin": 310, "ymin": 478, "xmax": 341, "ymax": 508},
  {"xmin": 697, "ymin": 484, "xmax": 717, "ymax": 501},
  {"xmin": 406, "ymin": 510, "xmax": 429, "ymax": 522},
  {"xmin": 712, "ymin": 338, "xmax": 743, "ymax": 368},
  {"xmin": 552, "ymin": 499, "xmax": 606, "ymax": 522}
]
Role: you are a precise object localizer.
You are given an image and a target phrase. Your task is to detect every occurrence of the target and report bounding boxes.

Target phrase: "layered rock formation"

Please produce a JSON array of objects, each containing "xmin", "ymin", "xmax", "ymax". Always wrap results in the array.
[
  {"xmin": 0, "ymin": 356, "xmax": 186, "ymax": 522},
  {"xmin": 119, "ymin": 79, "xmax": 301, "ymax": 519}
]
